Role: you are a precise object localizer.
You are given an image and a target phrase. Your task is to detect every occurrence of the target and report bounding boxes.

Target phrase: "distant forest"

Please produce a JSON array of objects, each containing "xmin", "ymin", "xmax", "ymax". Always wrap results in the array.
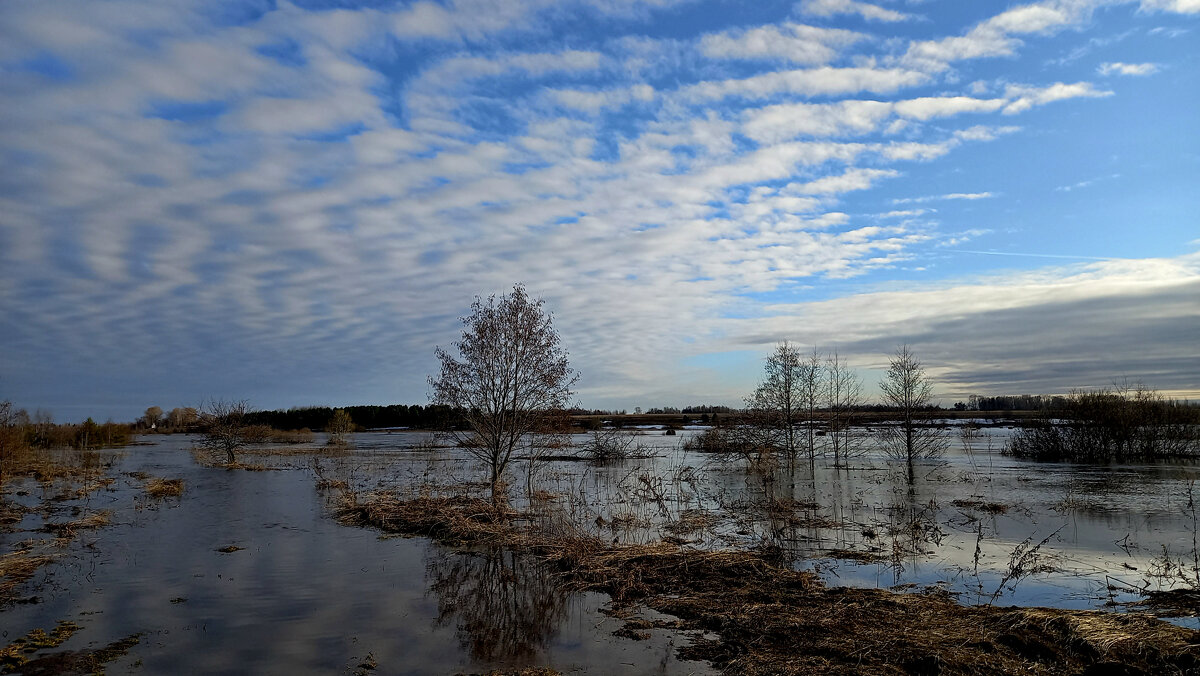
[{"xmin": 242, "ymin": 396, "xmax": 1141, "ymax": 432}]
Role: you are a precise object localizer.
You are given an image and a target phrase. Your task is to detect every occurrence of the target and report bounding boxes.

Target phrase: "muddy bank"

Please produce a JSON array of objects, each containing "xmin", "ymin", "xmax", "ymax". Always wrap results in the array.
[{"xmin": 337, "ymin": 492, "xmax": 1200, "ymax": 675}]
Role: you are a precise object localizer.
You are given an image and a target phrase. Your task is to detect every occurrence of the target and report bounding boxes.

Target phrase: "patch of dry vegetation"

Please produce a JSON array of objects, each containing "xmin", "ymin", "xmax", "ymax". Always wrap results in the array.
[
  {"xmin": 337, "ymin": 489, "xmax": 1200, "ymax": 675},
  {"xmin": 144, "ymin": 478, "xmax": 184, "ymax": 498},
  {"xmin": 0, "ymin": 546, "xmax": 56, "ymax": 604},
  {"xmin": 1, "ymin": 619, "xmax": 140, "ymax": 676},
  {"xmin": 41, "ymin": 510, "xmax": 111, "ymax": 538}
]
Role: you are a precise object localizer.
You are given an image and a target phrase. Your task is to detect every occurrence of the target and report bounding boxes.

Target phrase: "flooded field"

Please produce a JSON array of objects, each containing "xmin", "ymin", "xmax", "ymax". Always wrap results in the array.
[{"xmin": 3, "ymin": 425, "xmax": 1200, "ymax": 673}]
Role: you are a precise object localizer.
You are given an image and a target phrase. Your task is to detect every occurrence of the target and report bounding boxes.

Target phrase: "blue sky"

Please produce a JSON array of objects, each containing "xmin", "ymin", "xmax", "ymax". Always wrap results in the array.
[{"xmin": 1, "ymin": 0, "xmax": 1198, "ymax": 421}]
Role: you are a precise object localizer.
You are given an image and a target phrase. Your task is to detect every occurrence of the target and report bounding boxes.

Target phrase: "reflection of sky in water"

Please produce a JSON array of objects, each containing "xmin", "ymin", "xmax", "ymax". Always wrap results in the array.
[
  {"xmin": 337, "ymin": 426, "xmax": 1200, "ymax": 618},
  {"xmin": 7, "ymin": 427, "xmax": 1199, "ymax": 670},
  {"xmin": 1, "ymin": 436, "xmax": 710, "ymax": 674}
]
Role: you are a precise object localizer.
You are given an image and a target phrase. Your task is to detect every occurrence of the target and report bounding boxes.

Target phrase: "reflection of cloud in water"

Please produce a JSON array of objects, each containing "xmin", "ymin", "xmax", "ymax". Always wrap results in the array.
[{"xmin": 427, "ymin": 547, "xmax": 570, "ymax": 663}]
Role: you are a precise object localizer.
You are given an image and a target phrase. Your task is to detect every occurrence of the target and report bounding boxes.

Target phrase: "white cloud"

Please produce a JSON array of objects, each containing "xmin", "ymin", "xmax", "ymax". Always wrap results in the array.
[
  {"xmin": 1098, "ymin": 61, "xmax": 1160, "ymax": 75},
  {"xmin": 1140, "ymin": 0, "xmax": 1200, "ymax": 13},
  {"xmin": 893, "ymin": 192, "xmax": 995, "ymax": 204},
  {"xmin": 1001, "ymin": 81, "xmax": 1113, "ymax": 114},
  {"xmin": 700, "ymin": 22, "xmax": 864, "ymax": 64},
  {"xmin": 798, "ymin": 0, "xmax": 913, "ymax": 22},
  {"xmin": 685, "ymin": 66, "xmax": 930, "ymax": 101},
  {"xmin": 893, "ymin": 95, "xmax": 1007, "ymax": 120}
]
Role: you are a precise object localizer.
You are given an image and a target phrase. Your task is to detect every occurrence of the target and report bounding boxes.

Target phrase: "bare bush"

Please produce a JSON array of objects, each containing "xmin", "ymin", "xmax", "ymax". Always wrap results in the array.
[{"xmin": 197, "ymin": 399, "xmax": 254, "ymax": 464}]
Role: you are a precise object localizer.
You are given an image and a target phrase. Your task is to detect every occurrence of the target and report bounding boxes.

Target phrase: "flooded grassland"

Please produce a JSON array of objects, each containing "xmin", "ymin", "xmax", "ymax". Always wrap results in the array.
[{"xmin": 4, "ymin": 426, "xmax": 1200, "ymax": 674}]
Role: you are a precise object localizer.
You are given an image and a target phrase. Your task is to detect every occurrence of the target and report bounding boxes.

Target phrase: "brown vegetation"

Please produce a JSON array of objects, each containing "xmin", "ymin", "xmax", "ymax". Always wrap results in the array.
[
  {"xmin": 336, "ymin": 489, "xmax": 1200, "ymax": 675},
  {"xmin": 144, "ymin": 477, "xmax": 185, "ymax": 498}
]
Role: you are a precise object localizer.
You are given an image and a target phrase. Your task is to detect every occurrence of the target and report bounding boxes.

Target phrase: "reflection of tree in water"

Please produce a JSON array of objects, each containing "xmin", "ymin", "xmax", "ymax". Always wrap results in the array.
[{"xmin": 426, "ymin": 547, "xmax": 570, "ymax": 663}]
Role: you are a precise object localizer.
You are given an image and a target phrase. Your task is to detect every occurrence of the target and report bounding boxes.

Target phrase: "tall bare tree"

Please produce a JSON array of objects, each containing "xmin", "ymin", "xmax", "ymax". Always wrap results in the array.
[
  {"xmin": 748, "ymin": 342, "xmax": 803, "ymax": 474},
  {"xmin": 825, "ymin": 351, "xmax": 862, "ymax": 467},
  {"xmin": 430, "ymin": 285, "xmax": 576, "ymax": 504},
  {"xmin": 800, "ymin": 349, "xmax": 825, "ymax": 465},
  {"xmin": 879, "ymin": 345, "xmax": 947, "ymax": 478}
]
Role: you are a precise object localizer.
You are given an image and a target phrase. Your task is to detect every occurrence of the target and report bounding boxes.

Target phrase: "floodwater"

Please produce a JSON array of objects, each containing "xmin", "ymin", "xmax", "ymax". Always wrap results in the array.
[
  {"xmin": 1, "ymin": 435, "xmax": 710, "ymax": 674},
  {"xmin": 4, "ymin": 425, "xmax": 1199, "ymax": 672}
]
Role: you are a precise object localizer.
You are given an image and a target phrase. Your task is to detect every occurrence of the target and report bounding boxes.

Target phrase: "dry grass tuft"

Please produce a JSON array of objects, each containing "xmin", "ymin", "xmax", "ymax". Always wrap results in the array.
[
  {"xmin": 0, "ymin": 547, "xmax": 56, "ymax": 603},
  {"xmin": 144, "ymin": 478, "xmax": 184, "ymax": 498}
]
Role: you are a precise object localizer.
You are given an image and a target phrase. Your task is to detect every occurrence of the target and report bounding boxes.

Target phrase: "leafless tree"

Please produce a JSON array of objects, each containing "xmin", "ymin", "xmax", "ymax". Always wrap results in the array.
[
  {"xmin": 879, "ymin": 345, "xmax": 947, "ymax": 477},
  {"xmin": 800, "ymin": 348, "xmax": 825, "ymax": 465},
  {"xmin": 326, "ymin": 409, "xmax": 354, "ymax": 446},
  {"xmin": 198, "ymin": 399, "xmax": 254, "ymax": 464},
  {"xmin": 748, "ymin": 342, "xmax": 804, "ymax": 474},
  {"xmin": 430, "ymin": 284, "xmax": 577, "ymax": 504},
  {"xmin": 167, "ymin": 406, "xmax": 200, "ymax": 431},
  {"xmin": 825, "ymin": 351, "xmax": 863, "ymax": 467}
]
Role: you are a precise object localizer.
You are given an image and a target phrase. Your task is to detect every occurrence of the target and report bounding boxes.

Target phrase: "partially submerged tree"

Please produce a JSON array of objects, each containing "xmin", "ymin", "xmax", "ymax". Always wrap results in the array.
[
  {"xmin": 198, "ymin": 399, "xmax": 254, "ymax": 464},
  {"xmin": 326, "ymin": 409, "xmax": 354, "ymax": 446},
  {"xmin": 879, "ymin": 345, "xmax": 947, "ymax": 478},
  {"xmin": 825, "ymin": 351, "xmax": 863, "ymax": 467},
  {"xmin": 429, "ymin": 285, "xmax": 577, "ymax": 503},
  {"xmin": 748, "ymin": 342, "xmax": 804, "ymax": 474}
]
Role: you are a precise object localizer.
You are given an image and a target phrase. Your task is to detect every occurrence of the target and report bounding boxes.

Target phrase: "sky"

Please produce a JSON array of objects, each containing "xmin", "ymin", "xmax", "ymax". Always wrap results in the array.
[{"xmin": 1, "ymin": 0, "xmax": 1198, "ymax": 421}]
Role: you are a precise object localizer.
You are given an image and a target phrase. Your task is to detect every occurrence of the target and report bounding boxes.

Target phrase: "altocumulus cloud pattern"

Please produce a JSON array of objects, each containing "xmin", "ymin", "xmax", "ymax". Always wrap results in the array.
[{"xmin": 0, "ymin": 0, "xmax": 1198, "ymax": 419}]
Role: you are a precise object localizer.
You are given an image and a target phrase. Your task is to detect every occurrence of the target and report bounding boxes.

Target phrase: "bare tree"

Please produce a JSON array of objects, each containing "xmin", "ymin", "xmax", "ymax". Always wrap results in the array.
[
  {"xmin": 430, "ymin": 285, "xmax": 577, "ymax": 504},
  {"xmin": 198, "ymin": 399, "xmax": 253, "ymax": 464},
  {"xmin": 748, "ymin": 342, "xmax": 804, "ymax": 474},
  {"xmin": 825, "ymin": 351, "xmax": 863, "ymax": 467},
  {"xmin": 879, "ymin": 345, "xmax": 947, "ymax": 478},
  {"xmin": 800, "ymin": 349, "xmax": 825, "ymax": 466},
  {"xmin": 326, "ymin": 409, "xmax": 354, "ymax": 446}
]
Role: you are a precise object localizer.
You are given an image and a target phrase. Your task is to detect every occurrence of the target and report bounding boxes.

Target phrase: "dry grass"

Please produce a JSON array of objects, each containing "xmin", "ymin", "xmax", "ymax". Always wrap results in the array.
[
  {"xmin": 0, "ymin": 547, "xmax": 55, "ymax": 600},
  {"xmin": 2, "ymin": 622, "xmax": 140, "ymax": 675},
  {"xmin": 144, "ymin": 478, "xmax": 184, "ymax": 498},
  {"xmin": 41, "ymin": 510, "xmax": 111, "ymax": 538},
  {"xmin": 338, "ymin": 488, "xmax": 1200, "ymax": 675}
]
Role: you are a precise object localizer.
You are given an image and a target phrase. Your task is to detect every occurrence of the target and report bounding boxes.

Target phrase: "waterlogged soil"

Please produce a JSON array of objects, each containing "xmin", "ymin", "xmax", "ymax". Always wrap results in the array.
[{"xmin": 3, "ymin": 427, "xmax": 1200, "ymax": 674}]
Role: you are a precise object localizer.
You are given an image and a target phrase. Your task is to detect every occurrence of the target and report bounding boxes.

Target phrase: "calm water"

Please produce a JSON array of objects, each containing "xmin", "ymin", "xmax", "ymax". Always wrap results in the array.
[
  {"xmin": 4, "ymin": 426, "xmax": 1199, "ymax": 672},
  {"xmin": 1, "ymin": 435, "xmax": 710, "ymax": 674}
]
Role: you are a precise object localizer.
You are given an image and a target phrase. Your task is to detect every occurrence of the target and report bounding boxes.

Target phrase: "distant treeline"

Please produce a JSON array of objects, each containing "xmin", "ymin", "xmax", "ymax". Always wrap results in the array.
[{"xmin": 245, "ymin": 404, "xmax": 460, "ymax": 431}]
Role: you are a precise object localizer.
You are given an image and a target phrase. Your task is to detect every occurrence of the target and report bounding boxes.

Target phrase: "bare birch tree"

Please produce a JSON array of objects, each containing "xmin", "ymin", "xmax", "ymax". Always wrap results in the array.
[
  {"xmin": 430, "ymin": 285, "xmax": 576, "ymax": 504},
  {"xmin": 800, "ymin": 349, "xmax": 825, "ymax": 465},
  {"xmin": 749, "ymin": 342, "xmax": 803, "ymax": 474},
  {"xmin": 825, "ymin": 351, "xmax": 862, "ymax": 467},
  {"xmin": 879, "ymin": 345, "xmax": 947, "ymax": 478}
]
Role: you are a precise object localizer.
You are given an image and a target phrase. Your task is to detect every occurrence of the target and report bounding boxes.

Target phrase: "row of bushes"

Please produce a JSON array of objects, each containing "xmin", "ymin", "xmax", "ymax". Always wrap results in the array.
[{"xmin": 1006, "ymin": 386, "xmax": 1199, "ymax": 462}]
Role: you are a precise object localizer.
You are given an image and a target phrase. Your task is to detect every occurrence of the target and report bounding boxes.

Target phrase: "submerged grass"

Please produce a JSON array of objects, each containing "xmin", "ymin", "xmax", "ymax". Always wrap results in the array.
[{"xmin": 337, "ymin": 488, "xmax": 1200, "ymax": 675}]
